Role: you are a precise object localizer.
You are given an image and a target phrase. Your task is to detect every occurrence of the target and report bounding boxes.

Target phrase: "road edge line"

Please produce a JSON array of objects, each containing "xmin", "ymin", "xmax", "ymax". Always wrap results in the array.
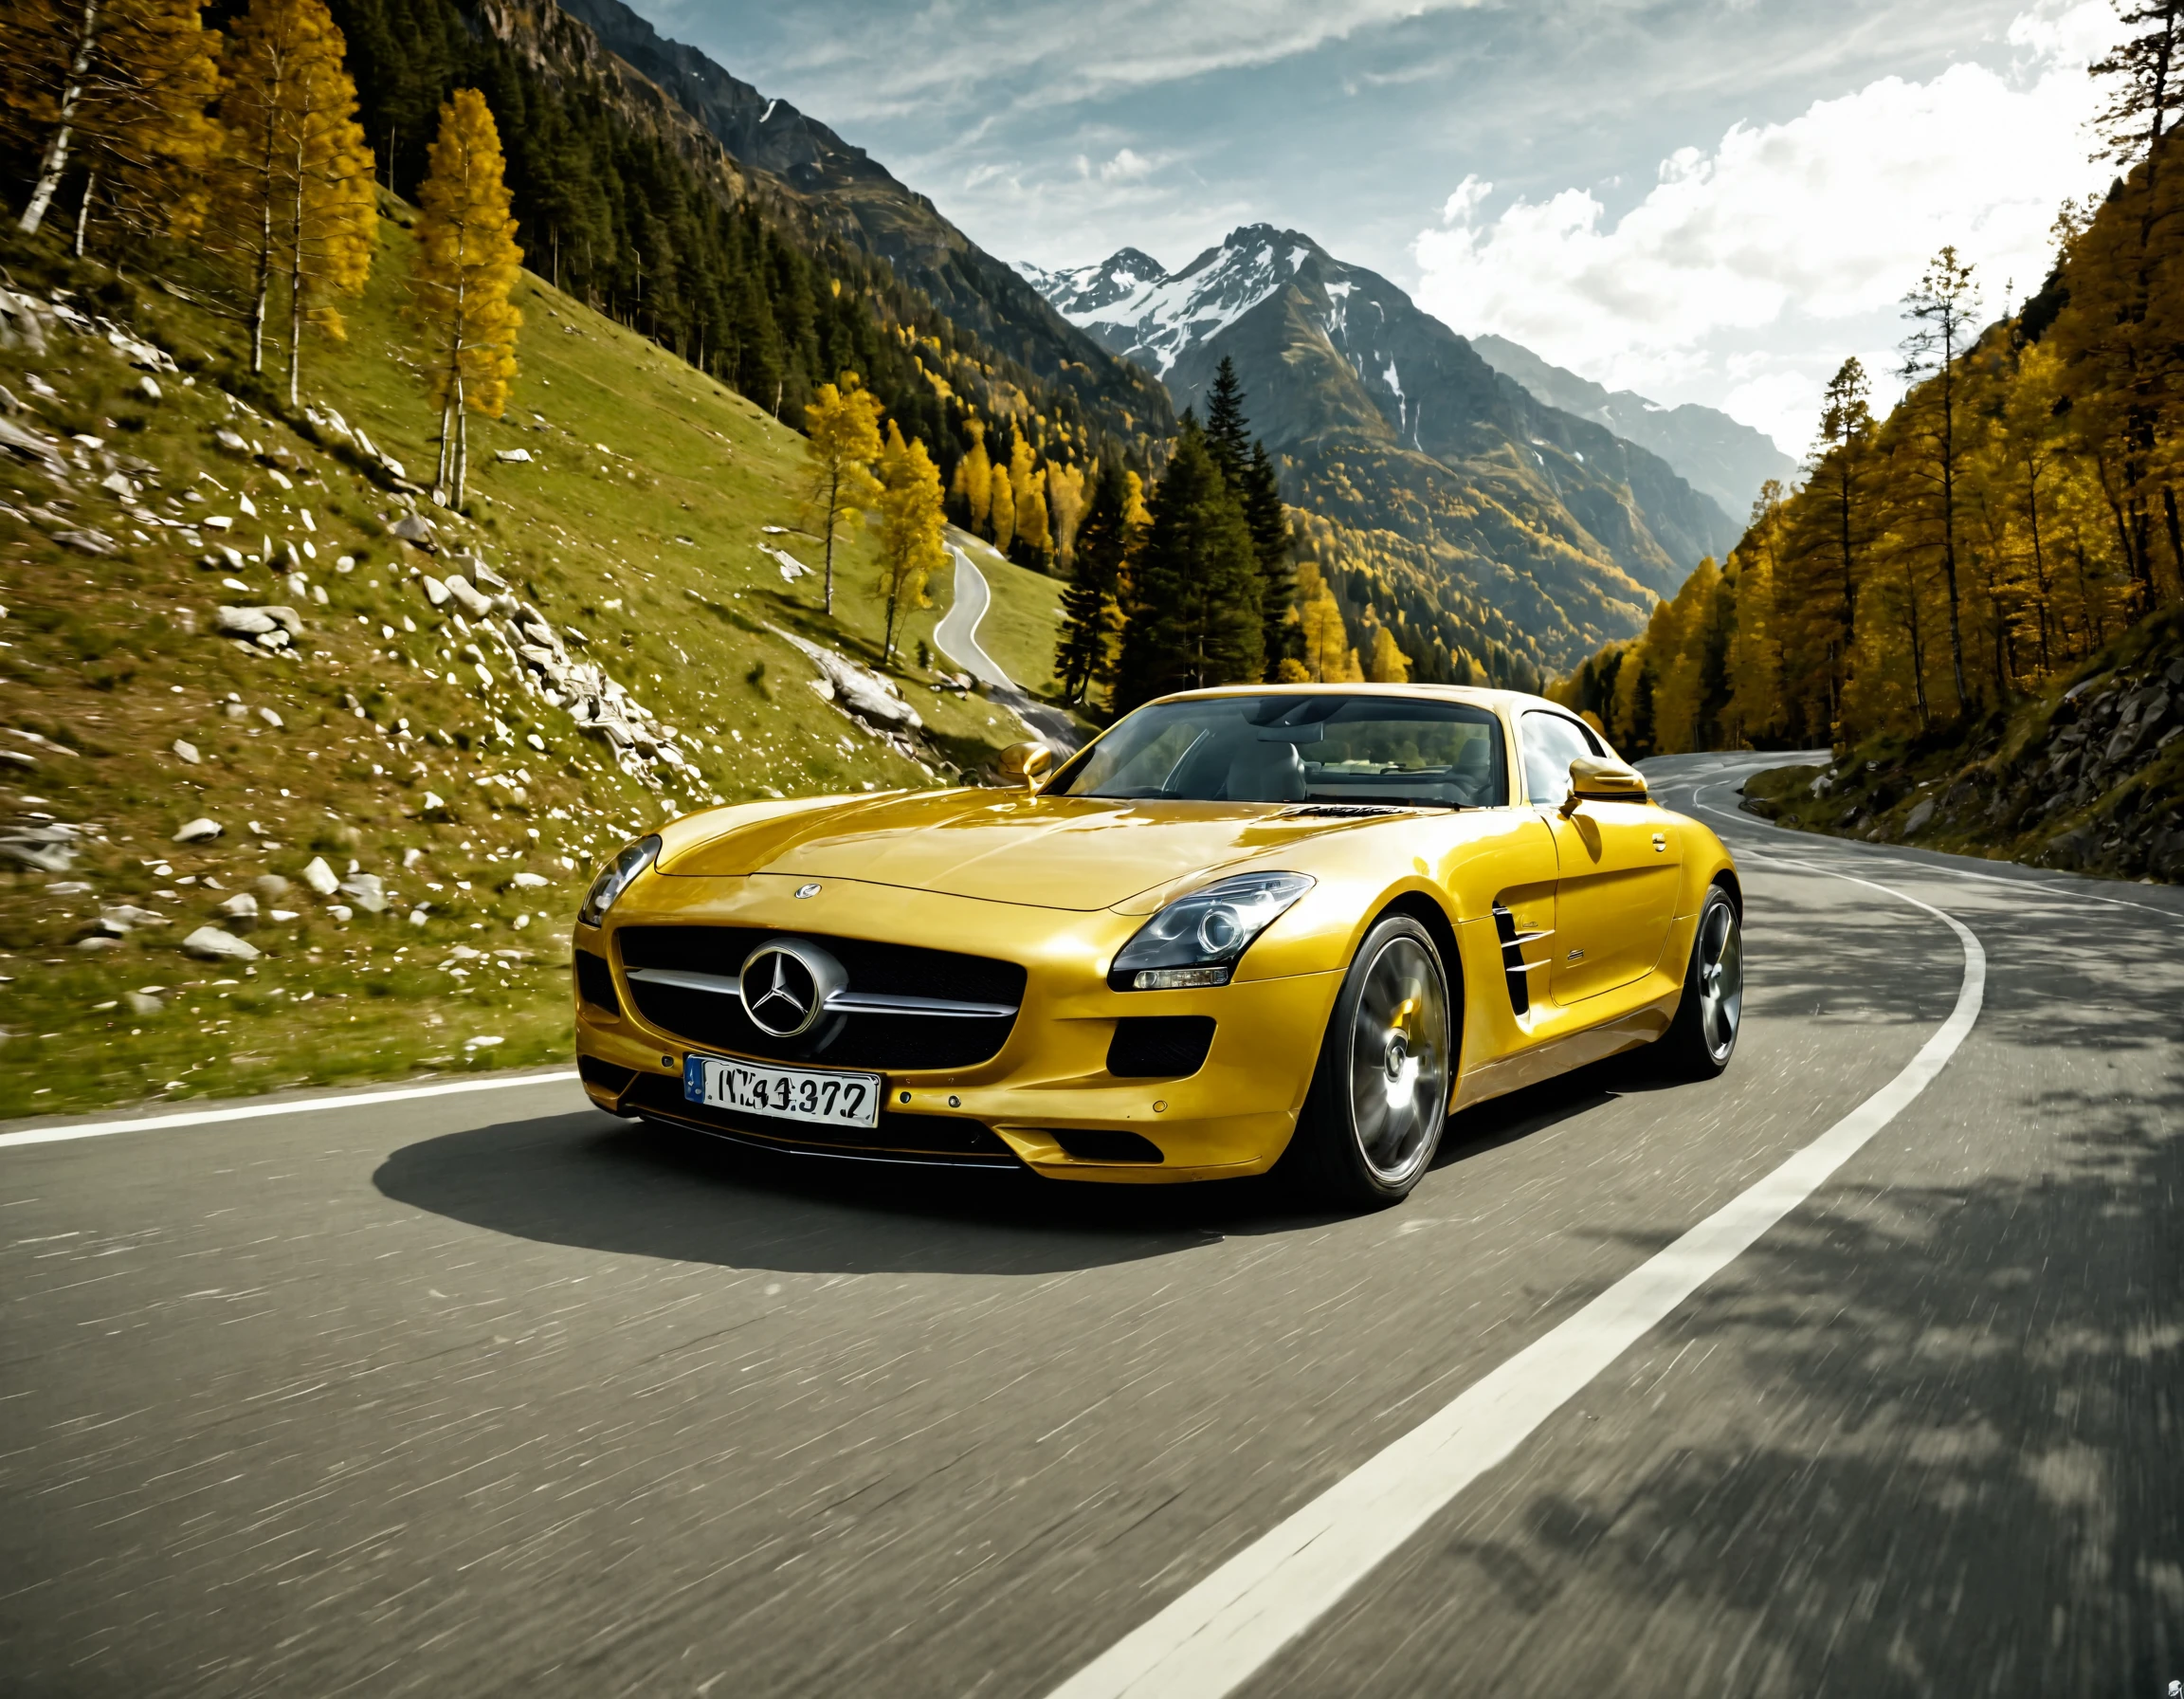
[
  {"xmin": 0, "ymin": 1069, "xmax": 584, "ymax": 1151},
  {"xmin": 1045, "ymin": 868, "xmax": 1985, "ymax": 1699}
]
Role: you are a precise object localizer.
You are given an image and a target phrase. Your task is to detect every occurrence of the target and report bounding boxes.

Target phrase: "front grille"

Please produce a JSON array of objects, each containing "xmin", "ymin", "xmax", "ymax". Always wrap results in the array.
[
  {"xmin": 623, "ymin": 1073, "xmax": 1020, "ymax": 1165},
  {"xmin": 615, "ymin": 926, "xmax": 1024, "ymax": 1070},
  {"xmin": 1107, "ymin": 1015, "xmax": 1216, "ymax": 1078},
  {"xmin": 574, "ymin": 950, "xmax": 620, "ymax": 1014}
]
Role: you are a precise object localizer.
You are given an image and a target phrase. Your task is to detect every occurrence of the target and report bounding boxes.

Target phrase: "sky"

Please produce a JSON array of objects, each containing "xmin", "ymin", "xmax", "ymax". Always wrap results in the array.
[{"xmin": 628, "ymin": 0, "xmax": 2126, "ymax": 454}]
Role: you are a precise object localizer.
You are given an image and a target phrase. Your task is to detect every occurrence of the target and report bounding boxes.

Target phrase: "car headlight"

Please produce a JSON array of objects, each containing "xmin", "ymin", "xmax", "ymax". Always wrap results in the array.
[
  {"xmin": 1110, "ymin": 870, "xmax": 1314, "ymax": 990},
  {"xmin": 577, "ymin": 835, "xmax": 660, "ymax": 928}
]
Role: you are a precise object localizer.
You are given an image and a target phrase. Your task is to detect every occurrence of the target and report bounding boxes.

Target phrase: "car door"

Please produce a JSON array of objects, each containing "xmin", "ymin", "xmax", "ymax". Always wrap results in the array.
[{"xmin": 1519, "ymin": 710, "xmax": 1682, "ymax": 1005}]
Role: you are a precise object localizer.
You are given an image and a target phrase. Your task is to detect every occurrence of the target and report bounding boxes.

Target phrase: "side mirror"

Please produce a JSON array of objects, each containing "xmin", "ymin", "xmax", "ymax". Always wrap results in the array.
[
  {"xmin": 997, "ymin": 740, "xmax": 1054, "ymax": 792},
  {"xmin": 1559, "ymin": 755, "xmax": 1647, "ymax": 814}
]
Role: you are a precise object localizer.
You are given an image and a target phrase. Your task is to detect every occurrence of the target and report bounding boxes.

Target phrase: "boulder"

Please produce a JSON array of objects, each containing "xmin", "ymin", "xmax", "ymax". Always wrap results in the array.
[
  {"xmin": 421, "ymin": 575, "xmax": 450, "ymax": 607},
  {"xmin": 338, "ymin": 872, "xmax": 388, "ymax": 913},
  {"xmin": 126, "ymin": 991, "xmax": 165, "ymax": 1016},
  {"xmin": 255, "ymin": 873, "xmax": 291, "ymax": 900},
  {"xmin": 388, "ymin": 513, "xmax": 435, "ymax": 545},
  {"xmin": 182, "ymin": 925, "xmax": 260, "ymax": 962},
  {"xmin": 172, "ymin": 816, "xmax": 222, "ymax": 844},
  {"xmin": 212, "ymin": 604, "xmax": 301, "ymax": 638},
  {"xmin": 214, "ymin": 428, "xmax": 248, "ymax": 454},
  {"xmin": 214, "ymin": 891, "xmax": 260, "ymax": 929},
  {"xmin": 300, "ymin": 854, "xmax": 341, "ymax": 896},
  {"xmin": 442, "ymin": 575, "xmax": 493, "ymax": 618},
  {"xmin": 173, "ymin": 740, "xmax": 201, "ymax": 764},
  {"xmin": 494, "ymin": 448, "xmax": 532, "ymax": 464},
  {"xmin": 1903, "ymin": 798, "xmax": 1936, "ymax": 835}
]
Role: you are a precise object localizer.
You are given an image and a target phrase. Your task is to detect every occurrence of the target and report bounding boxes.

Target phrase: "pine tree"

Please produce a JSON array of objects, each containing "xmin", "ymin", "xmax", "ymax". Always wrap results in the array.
[
  {"xmin": 1204, "ymin": 356, "xmax": 1248, "ymax": 487},
  {"xmin": 874, "ymin": 422, "xmax": 944, "ymax": 665},
  {"xmin": 801, "ymin": 372, "xmax": 883, "ymax": 615},
  {"xmin": 216, "ymin": 0, "xmax": 376, "ymax": 401},
  {"xmin": 1243, "ymin": 443, "xmax": 1298, "ymax": 678},
  {"xmin": 7, "ymin": 0, "xmax": 220, "ymax": 246},
  {"xmin": 1054, "ymin": 458, "xmax": 1128, "ymax": 704},
  {"xmin": 1114, "ymin": 422, "xmax": 1264, "ymax": 709},
  {"xmin": 412, "ymin": 88, "xmax": 521, "ymax": 508}
]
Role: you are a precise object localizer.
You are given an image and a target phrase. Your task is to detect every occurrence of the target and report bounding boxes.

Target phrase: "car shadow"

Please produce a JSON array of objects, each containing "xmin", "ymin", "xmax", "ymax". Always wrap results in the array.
[{"xmin": 372, "ymin": 1109, "xmax": 1264, "ymax": 1276}]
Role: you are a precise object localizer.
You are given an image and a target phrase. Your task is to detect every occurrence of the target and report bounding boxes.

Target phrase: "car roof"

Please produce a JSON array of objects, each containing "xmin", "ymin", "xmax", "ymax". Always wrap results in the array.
[{"xmin": 1144, "ymin": 682, "xmax": 1564, "ymax": 718}]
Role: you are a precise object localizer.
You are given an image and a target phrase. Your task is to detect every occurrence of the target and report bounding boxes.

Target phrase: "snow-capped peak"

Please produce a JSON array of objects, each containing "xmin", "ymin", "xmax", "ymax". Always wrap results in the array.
[{"xmin": 1025, "ymin": 226, "xmax": 1338, "ymax": 375}]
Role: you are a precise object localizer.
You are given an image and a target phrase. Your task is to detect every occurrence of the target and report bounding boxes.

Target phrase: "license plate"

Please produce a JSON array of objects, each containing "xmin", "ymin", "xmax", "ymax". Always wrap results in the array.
[{"xmin": 683, "ymin": 1052, "xmax": 883, "ymax": 1128}]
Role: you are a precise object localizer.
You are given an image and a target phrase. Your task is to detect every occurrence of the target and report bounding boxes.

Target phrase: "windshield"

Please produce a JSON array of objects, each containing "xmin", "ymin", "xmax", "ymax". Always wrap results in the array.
[{"xmin": 1048, "ymin": 694, "xmax": 1509, "ymax": 809}]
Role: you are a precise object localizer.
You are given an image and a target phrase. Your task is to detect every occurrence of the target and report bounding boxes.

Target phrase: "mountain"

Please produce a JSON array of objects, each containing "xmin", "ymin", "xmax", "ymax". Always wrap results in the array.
[
  {"xmin": 1024, "ymin": 228, "xmax": 1744, "ymax": 671},
  {"xmin": 1469, "ymin": 335, "xmax": 1799, "ymax": 523},
  {"xmin": 545, "ymin": 0, "xmax": 1174, "ymax": 448}
]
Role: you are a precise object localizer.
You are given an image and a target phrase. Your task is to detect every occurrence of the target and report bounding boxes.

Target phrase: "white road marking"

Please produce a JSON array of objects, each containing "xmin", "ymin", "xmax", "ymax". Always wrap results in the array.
[
  {"xmin": 1678, "ymin": 769, "xmax": 2183, "ymax": 923},
  {"xmin": 0, "ymin": 1070, "xmax": 583, "ymax": 1151},
  {"xmin": 1046, "ymin": 867, "xmax": 1985, "ymax": 1699}
]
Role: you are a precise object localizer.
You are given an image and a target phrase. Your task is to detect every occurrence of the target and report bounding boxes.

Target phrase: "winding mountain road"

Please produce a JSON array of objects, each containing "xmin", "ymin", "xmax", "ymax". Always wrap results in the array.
[
  {"xmin": 4, "ymin": 761, "xmax": 2179, "ymax": 1696},
  {"xmin": 934, "ymin": 541, "xmax": 1086, "ymax": 753}
]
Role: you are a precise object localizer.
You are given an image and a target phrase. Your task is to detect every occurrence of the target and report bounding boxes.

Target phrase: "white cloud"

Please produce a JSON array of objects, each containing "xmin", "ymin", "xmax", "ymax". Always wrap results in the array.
[
  {"xmin": 1098, "ymin": 147, "xmax": 1158, "ymax": 183},
  {"xmin": 1410, "ymin": 2, "xmax": 2119, "ymax": 453}
]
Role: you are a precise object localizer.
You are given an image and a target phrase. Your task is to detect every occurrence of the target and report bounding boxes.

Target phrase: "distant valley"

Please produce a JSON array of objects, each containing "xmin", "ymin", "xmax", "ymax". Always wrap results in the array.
[{"xmin": 1025, "ymin": 230, "xmax": 1743, "ymax": 670}]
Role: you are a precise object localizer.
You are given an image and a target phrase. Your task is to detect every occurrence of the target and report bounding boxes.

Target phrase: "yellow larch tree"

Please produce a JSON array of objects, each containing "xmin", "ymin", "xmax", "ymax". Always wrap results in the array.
[
  {"xmin": 215, "ymin": 0, "xmax": 375, "ymax": 402},
  {"xmin": 956, "ymin": 421, "xmax": 992, "ymax": 535},
  {"xmin": 412, "ymin": 88, "xmax": 520, "ymax": 508},
  {"xmin": 1296, "ymin": 559, "xmax": 1363, "ymax": 682},
  {"xmin": 6, "ymin": 0, "xmax": 221, "ymax": 251},
  {"xmin": 802, "ymin": 373, "xmax": 883, "ymax": 614},
  {"xmin": 1046, "ymin": 460, "xmax": 1086, "ymax": 571},
  {"xmin": 1009, "ymin": 434, "xmax": 1049, "ymax": 562},
  {"xmin": 1366, "ymin": 623, "xmax": 1410, "ymax": 683},
  {"xmin": 874, "ymin": 422, "xmax": 946, "ymax": 665},
  {"xmin": 989, "ymin": 444, "xmax": 1016, "ymax": 554}
]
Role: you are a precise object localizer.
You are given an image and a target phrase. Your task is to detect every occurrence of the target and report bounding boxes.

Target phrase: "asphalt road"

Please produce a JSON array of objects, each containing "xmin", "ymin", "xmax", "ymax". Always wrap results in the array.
[
  {"xmin": 5, "ymin": 757, "xmax": 2181, "ymax": 1697},
  {"xmin": 933, "ymin": 543, "xmax": 1085, "ymax": 753}
]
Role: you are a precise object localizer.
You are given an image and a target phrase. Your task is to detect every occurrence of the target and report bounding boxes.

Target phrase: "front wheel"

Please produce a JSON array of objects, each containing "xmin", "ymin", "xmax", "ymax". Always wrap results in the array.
[
  {"xmin": 1281, "ymin": 914, "xmax": 1453, "ymax": 1210},
  {"xmin": 1653, "ymin": 885, "xmax": 1742, "ymax": 1080}
]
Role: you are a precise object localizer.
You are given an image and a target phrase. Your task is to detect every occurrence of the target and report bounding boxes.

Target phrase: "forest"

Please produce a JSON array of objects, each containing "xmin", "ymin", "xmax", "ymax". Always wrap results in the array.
[{"xmin": 1553, "ymin": 5, "xmax": 2182, "ymax": 762}]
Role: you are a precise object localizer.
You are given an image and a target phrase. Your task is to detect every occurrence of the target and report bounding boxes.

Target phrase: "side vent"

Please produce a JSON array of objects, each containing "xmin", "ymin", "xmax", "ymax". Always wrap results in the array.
[
  {"xmin": 1491, "ymin": 903, "xmax": 1553, "ymax": 1017},
  {"xmin": 575, "ymin": 950, "xmax": 621, "ymax": 1015},
  {"xmin": 577, "ymin": 1055, "xmax": 637, "ymax": 1096},
  {"xmin": 1108, "ymin": 1015, "xmax": 1216, "ymax": 1079}
]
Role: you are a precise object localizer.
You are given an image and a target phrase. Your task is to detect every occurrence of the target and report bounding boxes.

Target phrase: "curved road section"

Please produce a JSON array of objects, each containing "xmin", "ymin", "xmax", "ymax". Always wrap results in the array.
[
  {"xmin": 934, "ymin": 542, "xmax": 1085, "ymax": 753},
  {"xmin": 2, "ymin": 766, "xmax": 2180, "ymax": 1696}
]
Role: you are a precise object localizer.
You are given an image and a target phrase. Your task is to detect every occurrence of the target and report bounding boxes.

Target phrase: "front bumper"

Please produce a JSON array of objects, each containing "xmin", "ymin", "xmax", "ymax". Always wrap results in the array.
[{"xmin": 572, "ymin": 874, "xmax": 1342, "ymax": 1182}]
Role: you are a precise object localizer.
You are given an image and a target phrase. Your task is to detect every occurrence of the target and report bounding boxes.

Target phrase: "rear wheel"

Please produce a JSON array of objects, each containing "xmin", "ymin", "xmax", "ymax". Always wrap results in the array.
[
  {"xmin": 1282, "ymin": 915, "xmax": 1452, "ymax": 1210},
  {"xmin": 1654, "ymin": 885, "xmax": 1742, "ymax": 1080}
]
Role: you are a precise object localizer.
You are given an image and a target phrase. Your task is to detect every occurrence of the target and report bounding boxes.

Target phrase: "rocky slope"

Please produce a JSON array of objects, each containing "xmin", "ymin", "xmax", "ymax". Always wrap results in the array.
[
  {"xmin": 1468, "ymin": 335, "xmax": 1796, "ymax": 524},
  {"xmin": 1740, "ymin": 607, "xmax": 2184, "ymax": 882},
  {"xmin": 1025, "ymin": 228, "xmax": 1742, "ymax": 671}
]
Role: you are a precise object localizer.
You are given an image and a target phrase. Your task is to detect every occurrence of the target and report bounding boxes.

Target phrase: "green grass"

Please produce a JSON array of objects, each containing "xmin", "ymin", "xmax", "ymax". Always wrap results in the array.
[{"xmin": 0, "ymin": 205, "xmax": 1060, "ymax": 1116}]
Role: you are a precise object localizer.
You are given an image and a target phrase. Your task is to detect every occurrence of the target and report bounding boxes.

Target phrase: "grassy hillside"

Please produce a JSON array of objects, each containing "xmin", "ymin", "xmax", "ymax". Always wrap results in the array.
[{"xmin": 0, "ymin": 203, "xmax": 1061, "ymax": 1117}]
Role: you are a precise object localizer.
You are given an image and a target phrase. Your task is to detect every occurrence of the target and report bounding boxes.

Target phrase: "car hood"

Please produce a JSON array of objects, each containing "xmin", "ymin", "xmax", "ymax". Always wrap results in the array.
[{"xmin": 656, "ymin": 790, "xmax": 1387, "ymax": 910}]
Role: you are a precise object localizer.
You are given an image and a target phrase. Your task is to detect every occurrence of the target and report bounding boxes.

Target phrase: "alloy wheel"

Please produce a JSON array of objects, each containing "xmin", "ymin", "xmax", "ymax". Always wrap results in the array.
[
  {"xmin": 1697, "ymin": 899, "xmax": 1743, "ymax": 1063},
  {"xmin": 1345, "ymin": 934, "xmax": 1450, "ymax": 1186}
]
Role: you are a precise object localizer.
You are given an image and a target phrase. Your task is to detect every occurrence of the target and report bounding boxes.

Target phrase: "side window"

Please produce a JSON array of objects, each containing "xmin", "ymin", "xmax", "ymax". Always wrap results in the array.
[{"xmin": 1520, "ymin": 712, "xmax": 1602, "ymax": 807}]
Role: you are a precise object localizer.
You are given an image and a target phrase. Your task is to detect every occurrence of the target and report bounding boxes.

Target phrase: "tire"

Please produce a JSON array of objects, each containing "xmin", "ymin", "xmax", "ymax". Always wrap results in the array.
[
  {"xmin": 1281, "ymin": 914, "xmax": 1454, "ymax": 1210},
  {"xmin": 1653, "ymin": 885, "xmax": 1742, "ymax": 1080}
]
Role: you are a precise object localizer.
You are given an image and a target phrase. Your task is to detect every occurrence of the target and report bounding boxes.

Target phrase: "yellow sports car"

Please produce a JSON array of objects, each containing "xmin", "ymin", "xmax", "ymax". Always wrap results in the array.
[{"xmin": 572, "ymin": 685, "xmax": 1742, "ymax": 1207}]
